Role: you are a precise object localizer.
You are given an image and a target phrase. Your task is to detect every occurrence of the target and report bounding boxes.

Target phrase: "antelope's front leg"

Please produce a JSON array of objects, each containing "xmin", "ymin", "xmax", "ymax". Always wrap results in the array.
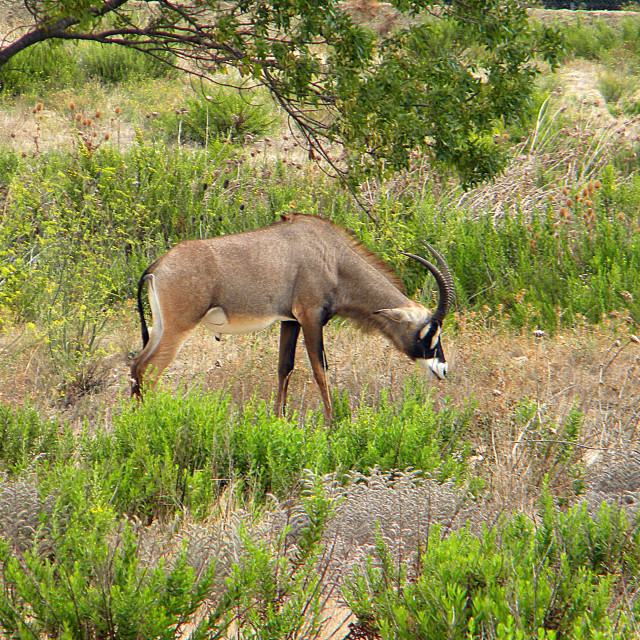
[{"xmin": 297, "ymin": 313, "xmax": 332, "ymax": 423}]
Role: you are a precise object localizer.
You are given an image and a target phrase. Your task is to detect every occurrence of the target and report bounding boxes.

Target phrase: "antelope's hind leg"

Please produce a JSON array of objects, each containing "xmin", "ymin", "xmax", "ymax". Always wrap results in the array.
[
  {"xmin": 130, "ymin": 323, "xmax": 195, "ymax": 398},
  {"xmin": 130, "ymin": 277, "xmax": 198, "ymax": 398},
  {"xmin": 296, "ymin": 312, "xmax": 332, "ymax": 422}
]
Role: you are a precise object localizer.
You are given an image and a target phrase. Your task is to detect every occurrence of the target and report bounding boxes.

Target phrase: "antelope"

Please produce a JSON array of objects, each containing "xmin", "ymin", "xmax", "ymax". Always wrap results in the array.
[{"xmin": 130, "ymin": 213, "xmax": 453, "ymax": 420}]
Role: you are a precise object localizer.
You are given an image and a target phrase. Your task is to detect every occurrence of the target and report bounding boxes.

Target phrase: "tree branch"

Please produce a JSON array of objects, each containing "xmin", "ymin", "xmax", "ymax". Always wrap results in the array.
[{"xmin": 0, "ymin": 0, "xmax": 130, "ymax": 65}]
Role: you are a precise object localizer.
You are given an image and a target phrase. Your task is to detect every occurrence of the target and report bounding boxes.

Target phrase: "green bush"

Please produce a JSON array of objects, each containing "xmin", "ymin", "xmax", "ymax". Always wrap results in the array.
[
  {"xmin": 436, "ymin": 178, "xmax": 639, "ymax": 331},
  {"xmin": 0, "ymin": 405, "xmax": 73, "ymax": 474},
  {"xmin": 0, "ymin": 42, "xmax": 82, "ymax": 95},
  {"xmin": 0, "ymin": 40, "xmax": 173, "ymax": 96},
  {"xmin": 83, "ymin": 382, "xmax": 471, "ymax": 519},
  {"xmin": 0, "ymin": 138, "xmax": 299, "ymax": 320},
  {"xmin": 562, "ymin": 18, "xmax": 623, "ymax": 61},
  {"xmin": 0, "ymin": 383, "xmax": 473, "ymax": 519},
  {"xmin": 0, "ymin": 472, "xmax": 335, "ymax": 640},
  {"xmin": 0, "ymin": 508, "xmax": 214, "ymax": 639},
  {"xmin": 345, "ymin": 500, "xmax": 640, "ymax": 639},
  {"xmin": 343, "ymin": 174, "xmax": 640, "ymax": 333},
  {"xmin": 81, "ymin": 43, "xmax": 175, "ymax": 84}
]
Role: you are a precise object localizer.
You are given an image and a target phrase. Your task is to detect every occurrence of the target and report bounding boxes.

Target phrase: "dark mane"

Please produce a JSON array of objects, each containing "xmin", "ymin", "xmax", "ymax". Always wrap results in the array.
[{"xmin": 280, "ymin": 213, "xmax": 405, "ymax": 293}]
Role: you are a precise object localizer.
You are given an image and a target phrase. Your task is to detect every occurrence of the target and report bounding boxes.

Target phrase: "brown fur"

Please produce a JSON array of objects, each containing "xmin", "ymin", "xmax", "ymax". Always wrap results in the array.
[{"xmin": 280, "ymin": 213, "xmax": 405, "ymax": 292}]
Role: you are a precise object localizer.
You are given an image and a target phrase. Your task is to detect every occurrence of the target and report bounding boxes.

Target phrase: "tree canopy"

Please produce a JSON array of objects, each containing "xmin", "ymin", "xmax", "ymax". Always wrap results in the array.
[{"xmin": 0, "ymin": 0, "xmax": 562, "ymax": 187}]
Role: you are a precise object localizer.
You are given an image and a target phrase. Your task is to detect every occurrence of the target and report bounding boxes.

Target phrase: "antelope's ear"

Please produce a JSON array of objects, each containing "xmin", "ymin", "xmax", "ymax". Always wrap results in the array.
[{"xmin": 374, "ymin": 307, "xmax": 423, "ymax": 324}]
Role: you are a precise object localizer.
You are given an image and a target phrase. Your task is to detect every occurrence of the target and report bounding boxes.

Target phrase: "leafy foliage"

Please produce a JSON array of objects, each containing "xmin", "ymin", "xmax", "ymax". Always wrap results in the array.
[
  {"xmin": 167, "ymin": 88, "xmax": 275, "ymax": 144},
  {"xmin": 81, "ymin": 42, "xmax": 175, "ymax": 84},
  {"xmin": 0, "ymin": 508, "xmax": 214, "ymax": 639},
  {"xmin": 86, "ymin": 382, "xmax": 470, "ymax": 519},
  {"xmin": 338, "ymin": 8, "xmax": 561, "ymax": 186},
  {"xmin": 0, "ymin": 405, "xmax": 73, "ymax": 474},
  {"xmin": 0, "ymin": 0, "xmax": 563, "ymax": 185},
  {"xmin": 0, "ymin": 41, "xmax": 82, "ymax": 94},
  {"xmin": 0, "ymin": 40, "xmax": 173, "ymax": 95}
]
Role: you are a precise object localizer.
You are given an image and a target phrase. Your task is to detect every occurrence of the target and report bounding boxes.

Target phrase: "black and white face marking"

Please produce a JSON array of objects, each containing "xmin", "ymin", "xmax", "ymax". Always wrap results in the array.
[{"xmin": 416, "ymin": 321, "xmax": 447, "ymax": 380}]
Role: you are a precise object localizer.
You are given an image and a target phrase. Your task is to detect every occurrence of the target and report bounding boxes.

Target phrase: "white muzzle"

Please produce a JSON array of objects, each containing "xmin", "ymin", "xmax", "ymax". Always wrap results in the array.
[{"xmin": 418, "ymin": 357, "xmax": 448, "ymax": 380}]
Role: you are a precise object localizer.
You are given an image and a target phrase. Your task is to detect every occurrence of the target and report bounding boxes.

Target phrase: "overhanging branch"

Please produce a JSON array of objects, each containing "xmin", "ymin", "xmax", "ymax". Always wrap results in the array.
[{"xmin": 0, "ymin": 0, "xmax": 130, "ymax": 66}]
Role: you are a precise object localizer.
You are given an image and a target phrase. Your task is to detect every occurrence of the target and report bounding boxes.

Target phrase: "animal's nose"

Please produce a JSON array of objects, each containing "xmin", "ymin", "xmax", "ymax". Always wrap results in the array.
[
  {"xmin": 418, "ymin": 357, "xmax": 448, "ymax": 380},
  {"xmin": 432, "ymin": 360, "xmax": 448, "ymax": 380}
]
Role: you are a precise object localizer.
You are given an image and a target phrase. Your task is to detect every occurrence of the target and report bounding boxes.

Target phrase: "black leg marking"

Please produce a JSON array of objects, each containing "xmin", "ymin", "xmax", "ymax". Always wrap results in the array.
[{"xmin": 275, "ymin": 320, "xmax": 301, "ymax": 416}]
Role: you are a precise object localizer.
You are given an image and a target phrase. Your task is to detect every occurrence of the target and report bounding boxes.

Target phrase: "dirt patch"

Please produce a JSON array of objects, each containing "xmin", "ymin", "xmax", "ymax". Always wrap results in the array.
[{"xmin": 530, "ymin": 8, "xmax": 640, "ymax": 26}]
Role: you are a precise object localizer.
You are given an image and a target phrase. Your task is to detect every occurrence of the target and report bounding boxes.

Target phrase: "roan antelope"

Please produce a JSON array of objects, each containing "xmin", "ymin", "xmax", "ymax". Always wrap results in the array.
[{"xmin": 130, "ymin": 213, "xmax": 453, "ymax": 420}]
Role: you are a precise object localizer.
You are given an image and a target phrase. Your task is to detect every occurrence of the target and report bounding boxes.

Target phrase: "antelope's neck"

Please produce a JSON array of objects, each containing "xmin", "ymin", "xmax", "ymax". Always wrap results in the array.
[{"xmin": 333, "ymin": 250, "xmax": 413, "ymax": 321}]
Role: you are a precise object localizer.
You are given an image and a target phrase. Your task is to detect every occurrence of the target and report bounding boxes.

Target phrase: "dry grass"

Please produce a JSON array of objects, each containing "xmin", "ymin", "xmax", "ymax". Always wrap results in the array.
[{"xmin": 3, "ymin": 310, "xmax": 639, "ymax": 506}]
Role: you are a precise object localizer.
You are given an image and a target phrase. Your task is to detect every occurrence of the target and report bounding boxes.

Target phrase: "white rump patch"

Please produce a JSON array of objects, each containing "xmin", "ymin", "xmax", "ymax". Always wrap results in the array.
[{"xmin": 146, "ymin": 274, "xmax": 163, "ymax": 352}]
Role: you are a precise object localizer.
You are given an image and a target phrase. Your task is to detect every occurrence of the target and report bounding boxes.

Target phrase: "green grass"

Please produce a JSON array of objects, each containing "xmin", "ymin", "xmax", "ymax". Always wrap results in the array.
[
  {"xmin": 159, "ymin": 87, "xmax": 276, "ymax": 145},
  {"xmin": 0, "ymin": 382, "xmax": 471, "ymax": 519}
]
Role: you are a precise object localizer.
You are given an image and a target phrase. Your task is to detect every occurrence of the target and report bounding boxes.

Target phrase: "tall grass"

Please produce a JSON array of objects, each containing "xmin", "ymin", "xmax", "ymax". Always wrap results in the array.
[
  {"xmin": 1, "ymin": 138, "xmax": 638, "ymax": 343},
  {"xmin": 0, "ymin": 41, "xmax": 174, "ymax": 96},
  {"xmin": 162, "ymin": 88, "xmax": 276, "ymax": 145}
]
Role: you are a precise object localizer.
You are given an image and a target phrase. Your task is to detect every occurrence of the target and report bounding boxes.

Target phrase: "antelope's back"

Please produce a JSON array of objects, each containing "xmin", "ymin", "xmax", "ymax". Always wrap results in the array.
[{"xmin": 149, "ymin": 215, "xmax": 344, "ymax": 320}]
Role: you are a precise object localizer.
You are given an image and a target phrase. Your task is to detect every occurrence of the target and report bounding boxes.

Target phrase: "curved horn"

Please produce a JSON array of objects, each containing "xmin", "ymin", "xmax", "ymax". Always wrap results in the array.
[{"xmin": 402, "ymin": 242, "xmax": 454, "ymax": 323}]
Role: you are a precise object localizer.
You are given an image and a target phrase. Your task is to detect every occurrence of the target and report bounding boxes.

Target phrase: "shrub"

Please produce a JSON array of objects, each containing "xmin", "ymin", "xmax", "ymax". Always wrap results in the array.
[
  {"xmin": 0, "ymin": 472, "xmax": 335, "ymax": 640},
  {"xmin": 0, "ymin": 405, "xmax": 73, "ymax": 474},
  {"xmin": 0, "ymin": 508, "xmax": 215, "ymax": 639},
  {"xmin": 440, "ymin": 180, "xmax": 640, "ymax": 331},
  {"xmin": 0, "ymin": 42, "xmax": 82, "ymax": 95},
  {"xmin": 168, "ymin": 88, "xmax": 275, "ymax": 144},
  {"xmin": 562, "ymin": 18, "xmax": 621, "ymax": 61},
  {"xmin": 81, "ymin": 43, "xmax": 175, "ymax": 84},
  {"xmin": 83, "ymin": 382, "xmax": 471, "ymax": 519},
  {"xmin": 0, "ymin": 40, "xmax": 174, "ymax": 96},
  {"xmin": 345, "ymin": 500, "xmax": 639, "ymax": 639}
]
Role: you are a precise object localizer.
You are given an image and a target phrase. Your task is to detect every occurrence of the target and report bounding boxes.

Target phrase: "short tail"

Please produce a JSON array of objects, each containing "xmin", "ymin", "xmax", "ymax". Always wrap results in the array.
[{"xmin": 137, "ymin": 270, "xmax": 151, "ymax": 348}]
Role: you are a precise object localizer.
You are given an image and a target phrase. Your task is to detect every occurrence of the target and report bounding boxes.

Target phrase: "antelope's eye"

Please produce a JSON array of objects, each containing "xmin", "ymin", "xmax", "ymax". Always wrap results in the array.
[{"xmin": 419, "ymin": 321, "xmax": 441, "ymax": 347}]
